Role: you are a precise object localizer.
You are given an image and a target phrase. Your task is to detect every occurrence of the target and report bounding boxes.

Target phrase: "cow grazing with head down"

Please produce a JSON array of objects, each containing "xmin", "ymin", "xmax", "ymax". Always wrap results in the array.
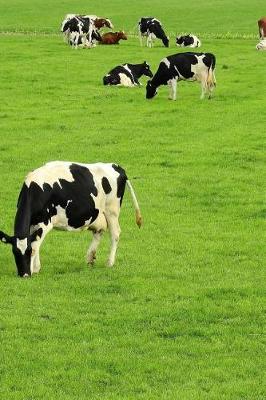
[
  {"xmin": 176, "ymin": 34, "xmax": 201, "ymax": 48},
  {"xmin": 103, "ymin": 62, "xmax": 153, "ymax": 87},
  {"xmin": 0, "ymin": 161, "xmax": 142, "ymax": 277},
  {"xmin": 258, "ymin": 17, "xmax": 266, "ymax": 38},
  {"xmin": 146, "ymin": 52, "xmax": 216, "ymax": 101},
  {"xmin": 100, "ymin": 31, "xmax": 127, "ymax": 44},
  {"xmin": 138, "ymin": 17, "xmax": 169, "ymax": 48}
]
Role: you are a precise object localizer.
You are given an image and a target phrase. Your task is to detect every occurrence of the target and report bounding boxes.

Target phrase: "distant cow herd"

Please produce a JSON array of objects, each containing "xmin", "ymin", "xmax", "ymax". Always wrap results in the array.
[
  {"xmin": 61, "ymin": 14, "xmax": 216, "ymax": 101},
  {"xmin": 0, "ymin": 14, "xmax": 265, "ymax": 277}
]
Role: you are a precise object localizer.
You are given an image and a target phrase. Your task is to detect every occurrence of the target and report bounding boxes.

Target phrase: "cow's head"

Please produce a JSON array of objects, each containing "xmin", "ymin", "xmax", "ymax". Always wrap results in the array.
[
  {"xmin": 146, "ymin": 80, "xmax": 157, "ymax": 99},
  {"xmin": 176, "ymin": 36, "xmax": 184, "ymax": 46},
  {"xmin": 0, "ymin": 229, "xmax": 42, "ymax": 277},
  {"xmin": 142, "ymin": 62, "xmax": 153, "ymax": 78},
  {"xmin": 118, "ymin": 31, "xmax": 127, "ymax": 40},
  {"xmin": 105, "ymin": 18, "xmax": 113, "ymax": 29}
]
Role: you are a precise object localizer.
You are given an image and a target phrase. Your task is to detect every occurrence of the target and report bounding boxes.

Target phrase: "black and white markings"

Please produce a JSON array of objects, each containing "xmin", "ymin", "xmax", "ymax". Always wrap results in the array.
[
  {"xmin": 0, "ymin": 162, "xmax": 142, "ymax": 277},
  {"xmin": 146, "ymin": 52, "xmax": 216, "ymax": 101}
]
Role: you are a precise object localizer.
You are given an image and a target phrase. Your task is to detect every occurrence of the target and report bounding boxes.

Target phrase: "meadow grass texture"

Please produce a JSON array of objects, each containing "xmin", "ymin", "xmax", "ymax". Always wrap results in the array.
[{"xmin": 0, "ymin": 1, "xmax": 265, "ymax": 399}]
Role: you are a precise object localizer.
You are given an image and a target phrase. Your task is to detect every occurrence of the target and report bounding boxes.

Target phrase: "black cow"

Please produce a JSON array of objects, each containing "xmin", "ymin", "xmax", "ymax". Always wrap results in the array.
[
  {"xmin": 138, "ymin": 17, "xmax": 169, "ymax": 47},
  {"xmin": 146, "ymin": 52, "xmax": 216, "ymax": 101},
  {"xmin": 0, "ymin": 162, "xmax": 142, "ymax": 277},
  {"xmin": 176, "ymin": 34, "xmax": 201, "ymax": 48},
  {"xmin": 103, "ymin": 62, "xmax": 153, "ymax": 86}
]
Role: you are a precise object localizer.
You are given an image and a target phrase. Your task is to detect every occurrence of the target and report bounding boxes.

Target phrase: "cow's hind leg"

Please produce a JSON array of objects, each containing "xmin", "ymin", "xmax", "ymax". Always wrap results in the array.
[
  {"xmin": 87, "ymin": 230, "xmax": 104, "ymax": 265},
  {"xmin": 30, "ymin": 222, "xmax": 53, "ymax": 274},
  {"xmin": 106, "ymin": 215, "xmax": 121, "ymax": 267},
  {"xmin": 200, "ymin": 72, "xmax": 209, "ymax": 99}
]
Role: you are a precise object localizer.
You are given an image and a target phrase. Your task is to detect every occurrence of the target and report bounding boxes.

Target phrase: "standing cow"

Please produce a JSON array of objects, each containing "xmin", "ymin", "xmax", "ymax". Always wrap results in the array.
[
  {"xmin": 138, "ymin": 17, "xmax": 169, "ymax": 47},
  {"xmin": 146, "ymin": 52, "xmax": 216, "ymax": 101},
  {"xmin": 0, "ymin": 162, "xmax": 142, "ymax": 277}
]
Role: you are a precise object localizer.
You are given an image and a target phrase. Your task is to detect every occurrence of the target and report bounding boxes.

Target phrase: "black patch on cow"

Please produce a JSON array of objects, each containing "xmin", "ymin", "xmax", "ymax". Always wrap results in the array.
[
  {"xmin": 202, "ymin": 53, "xmax": 216, "ymax": 69},
  {"xmin": 112, "ymin": 164, "xmax": 127, "ymax": 205},
  {"xmin": 17, "ymin": 164, "xmax": 99, "ymax": 232},
  {"xmin": 176, "ymin": 35, "xmax": 195, "ymax": 46},
  {"xmin": 102, "ymin": 177, "xmax": 112, "ymax": 194}
]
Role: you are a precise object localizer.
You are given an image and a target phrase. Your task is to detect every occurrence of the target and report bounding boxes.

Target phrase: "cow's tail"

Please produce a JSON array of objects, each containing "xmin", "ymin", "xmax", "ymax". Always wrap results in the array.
[
  {"xmin": 126, "ymin": 180, "xmax": 142, "ymax": 228},
  {"xmin": 207, "ymin": 54, "xmax": 216, "ymax": 88}
]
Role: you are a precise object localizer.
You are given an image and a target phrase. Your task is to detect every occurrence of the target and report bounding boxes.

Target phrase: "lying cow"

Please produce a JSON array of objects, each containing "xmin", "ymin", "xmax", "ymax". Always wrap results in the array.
[
  {"xmin": 146, "ymin": 52, "xmax": 216, "ymax": 101},
  {"xmin": 138, "ymin": 17, "xmax": 169, "ymax": 47},
  {"xmin": 103, "ymin": 61, "xmax": 153, "ymax": 86},
  {"xmin": 256, "ymin": 39, "xmax": 266, "ymax": 50},
  {"xmin": 0, "ymin": 161, "xmax": 142, "ymax": 277},
  {"xmin": 100, "ymin": 31, "xmax": 127, "ymax": 44},
  {"xmin": 176, "ymin": 34, "xmax": 201, "ymax": 48},
  {"xmin": 258, "ymin": 17, "xmax": 266, "ymax": 38}
]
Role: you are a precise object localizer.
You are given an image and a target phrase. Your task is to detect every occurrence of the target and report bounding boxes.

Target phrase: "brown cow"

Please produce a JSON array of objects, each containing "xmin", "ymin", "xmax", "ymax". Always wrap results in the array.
[
  {"xmin": 258, "ymin": 17, "xmax": 266, "ymax": 38},
  {"xmin": 101, "ymin": 31, "xmax": 127, "ymax": 44},
  {"xmin": 94, "ymin": 18, "xmax": 113, "ymax": 30}
]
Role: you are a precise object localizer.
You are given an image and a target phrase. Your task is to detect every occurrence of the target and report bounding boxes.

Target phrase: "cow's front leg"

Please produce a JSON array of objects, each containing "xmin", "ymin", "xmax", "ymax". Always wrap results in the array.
[
  {"xmin": 87, "ymin": 230, "xmax": 103, "ymax": 266},
  {"xmin": 30, "ymin": 222, "xmax": 53, "ymax": 274},
  {"xmin": 168, "ymin": 79, "xmax": 177, "ymax": 100}
]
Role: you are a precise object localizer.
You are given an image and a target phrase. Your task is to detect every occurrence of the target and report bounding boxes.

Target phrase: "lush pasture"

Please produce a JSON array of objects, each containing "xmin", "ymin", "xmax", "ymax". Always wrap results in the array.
[{"xmin": 0, "ymin": 1, "xmax": 265, "ymax": 399}]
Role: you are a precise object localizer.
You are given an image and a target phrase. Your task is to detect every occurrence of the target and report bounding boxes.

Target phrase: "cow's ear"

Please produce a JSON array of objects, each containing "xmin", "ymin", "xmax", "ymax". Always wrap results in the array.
[
  {"xmin": 30, "ymin": 228, "xmax": 43, "ymax": 243},
  {"xmin": 0, "ymin": 231, "xmax": 14, "ymax": 245}
]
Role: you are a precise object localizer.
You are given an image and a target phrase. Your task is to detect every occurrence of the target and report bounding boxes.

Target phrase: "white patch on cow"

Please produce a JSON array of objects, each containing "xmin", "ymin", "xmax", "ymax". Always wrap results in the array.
[
  {"xmin": 256, "ymin": 39, "xmax": 266, "ymax": 50},
  {"xmin": 162, "ymin": 58, "xmax": 171, "ymax": 69},
  {"xmin": 189, "ymin": 34, "xmax": 201, "ymax": 47},
  {"xmin": 16, "ymin": 238, "xmax": 28, "ymax": 255},
  {"xmin": 118, "ymin": 73, "xmax": 134, "ymax": 87},
  {"xmin": 123, "ymin": 64, "xmax": 137, "ymax": 84},
  {"xmin": 190, "ymin": 55, "xmax": 206, "ymax": 80},
  {"xmin": 25, "ymin": 161, "xmax": 75, "ymax": 190}
]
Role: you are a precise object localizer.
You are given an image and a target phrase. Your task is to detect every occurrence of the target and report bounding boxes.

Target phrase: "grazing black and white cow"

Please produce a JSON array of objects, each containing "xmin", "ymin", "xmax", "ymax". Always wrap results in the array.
[
  {"xmin": 138, "ymin": 17, "xmax": 169, "ymax": 47},
  {"xmin": 176, "ymin": 34, "xmax": 201, "ymax": 48},
  {"xmin": 62, "ymin": 16, "xmax": 95, "ymax": 48},
  {"xmin": 0, "ymin": 161, "xmax": 142, "ymax": 277},
  {"xmin": 103, "ymin": 62, "xmax": 153, "ymax": 87},
  {"xmin": 146, "ymin": 52, "xmax": 216, "ymax": 101}
]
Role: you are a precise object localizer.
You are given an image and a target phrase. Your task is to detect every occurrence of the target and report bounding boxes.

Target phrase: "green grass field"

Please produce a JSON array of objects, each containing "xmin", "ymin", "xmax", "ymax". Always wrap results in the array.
[{"xmin": 0, "ymin": 1, "xmax": 265, "ymax": 399}]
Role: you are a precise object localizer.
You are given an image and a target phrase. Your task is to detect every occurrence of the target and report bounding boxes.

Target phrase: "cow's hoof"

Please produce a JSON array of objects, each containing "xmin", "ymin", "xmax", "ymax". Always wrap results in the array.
[
  {"xmin": 87, "ymin": 252, "xmax": 96, "ymax": 266},
  {"xmin": 106, "ymin": 260, "xmax": 114, "ymax": 267}
]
